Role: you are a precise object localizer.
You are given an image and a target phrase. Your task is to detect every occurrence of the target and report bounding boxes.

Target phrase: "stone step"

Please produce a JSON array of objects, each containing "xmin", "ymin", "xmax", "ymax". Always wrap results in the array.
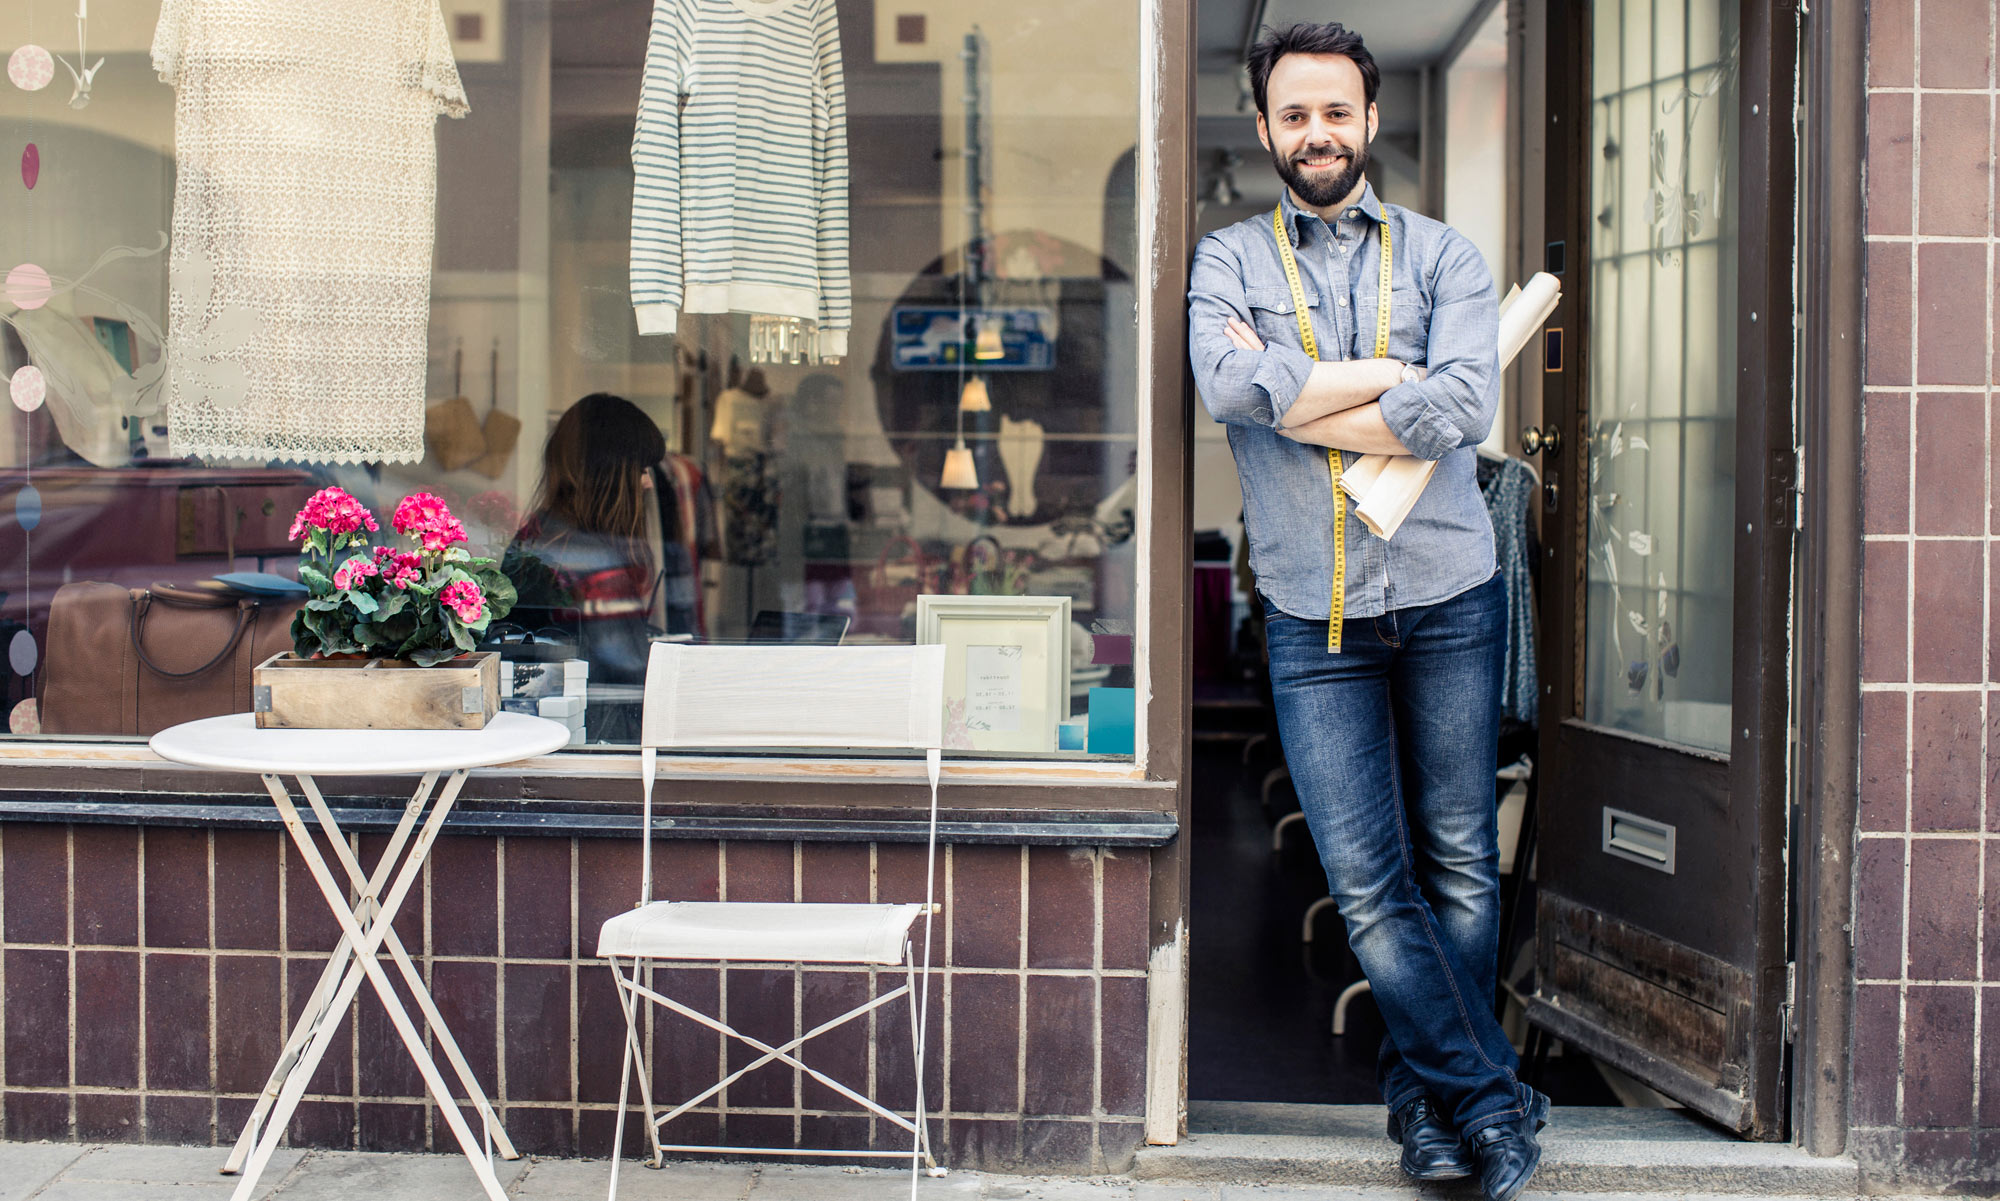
[{"xmin": 1130, "ymin": 1103, "xmax": 1861, "ymax": 1196}]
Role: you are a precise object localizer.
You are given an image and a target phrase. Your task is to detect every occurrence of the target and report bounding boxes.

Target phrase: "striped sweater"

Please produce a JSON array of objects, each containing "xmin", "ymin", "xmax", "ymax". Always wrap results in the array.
[{"xmin": 630, "ymin": 0, "xmax": 851, "ymax": 357}]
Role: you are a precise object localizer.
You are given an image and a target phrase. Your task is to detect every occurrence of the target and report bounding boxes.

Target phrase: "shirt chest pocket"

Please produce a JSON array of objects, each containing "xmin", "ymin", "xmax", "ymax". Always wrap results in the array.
[
  {"xmin": 1385, "ymin": 293, "xmax": 1431, "ymax": 364},
  {"xmin": 1244, "ymin": 284, "xmax": 1321, "ymax": 353}
]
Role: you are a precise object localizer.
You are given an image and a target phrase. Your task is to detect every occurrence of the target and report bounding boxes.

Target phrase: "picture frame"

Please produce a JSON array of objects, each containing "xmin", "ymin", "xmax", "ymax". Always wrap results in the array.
[{"xmin": 915, "ymin": 594, "xmax": 1071, "ymax": 753}]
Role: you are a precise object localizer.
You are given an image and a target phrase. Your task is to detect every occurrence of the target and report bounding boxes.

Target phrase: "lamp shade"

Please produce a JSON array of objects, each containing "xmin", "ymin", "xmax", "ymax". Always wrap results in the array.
[
  {"xmin": 958, "ymin": 376, "xmax": 991, "ymax": 412},
  {"xmin": 973, "ymin": 318, "xmax": 1005, "ymax": 360},
  {"xmin": 940, "ymin": 444, "xmax": 978, "ymax": 489}
]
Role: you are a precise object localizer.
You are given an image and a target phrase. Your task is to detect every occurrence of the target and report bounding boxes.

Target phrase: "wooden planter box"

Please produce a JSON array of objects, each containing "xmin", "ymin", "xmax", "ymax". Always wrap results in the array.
[{"xmin": 252, "ymin": 651, "xmax": 501, "ymax": 730}]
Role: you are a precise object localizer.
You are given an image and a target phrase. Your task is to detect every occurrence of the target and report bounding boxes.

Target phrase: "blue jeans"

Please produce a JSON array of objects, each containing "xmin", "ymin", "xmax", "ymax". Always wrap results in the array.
[{"xmin": 1264, "ymin": 572, "xmax": 1530, "ymax": 1136}]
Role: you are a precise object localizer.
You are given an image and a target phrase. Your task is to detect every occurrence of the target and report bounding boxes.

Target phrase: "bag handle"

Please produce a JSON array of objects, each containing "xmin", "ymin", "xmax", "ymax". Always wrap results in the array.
[
  {"xmin": 130, "ymin": 589, "xmax": 258, "ymax": 680},
  {"xmin": 874, "ymin": 534, "xmax": 924, "ymax": 586}
]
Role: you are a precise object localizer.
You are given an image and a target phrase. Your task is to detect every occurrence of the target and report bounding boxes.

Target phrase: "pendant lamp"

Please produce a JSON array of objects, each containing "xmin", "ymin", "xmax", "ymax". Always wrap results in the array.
[
  {"xmin": 941, "ymin": 443, "xmax": 978, "ymax": 489},
  {"xmin": 958, "ymin": 376, "xmax": 991, "ymax": 412},
  {"xmin": 973, "ymin": 317, "xmax": 1005, "ymax": 360}
]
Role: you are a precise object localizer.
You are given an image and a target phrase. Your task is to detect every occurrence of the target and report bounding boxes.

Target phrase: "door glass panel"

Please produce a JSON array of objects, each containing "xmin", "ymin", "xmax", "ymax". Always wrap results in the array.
[{"xmin": 1582, "ymin": 0, "xmax": 1739, "ymax": 752}]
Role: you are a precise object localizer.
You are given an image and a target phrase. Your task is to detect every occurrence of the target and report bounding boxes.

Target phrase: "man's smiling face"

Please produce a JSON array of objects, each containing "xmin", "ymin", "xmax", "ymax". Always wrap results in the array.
[{"xmin": 1256, "ymin": 52, "xmax": 1377, "ymax": 210}]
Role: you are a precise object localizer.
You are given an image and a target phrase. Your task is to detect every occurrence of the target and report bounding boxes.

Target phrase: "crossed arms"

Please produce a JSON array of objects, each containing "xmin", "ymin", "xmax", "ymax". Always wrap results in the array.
[{"xmin": 1186, "ymin": 230, "xmax": 1499, "ymax": 460}]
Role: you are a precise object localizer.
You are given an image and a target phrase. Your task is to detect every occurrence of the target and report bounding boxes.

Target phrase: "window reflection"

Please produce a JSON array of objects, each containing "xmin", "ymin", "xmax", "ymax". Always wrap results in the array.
[{"xmin": 0, "ymin": 0, "xmax": 1143, "ymax": 755}]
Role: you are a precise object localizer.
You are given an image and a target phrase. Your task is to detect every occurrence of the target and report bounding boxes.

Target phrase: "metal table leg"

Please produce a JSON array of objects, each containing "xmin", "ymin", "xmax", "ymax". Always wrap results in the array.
[{"xmin": 222, "ymin": 769, "xmax": 513, "ymax": 1201}]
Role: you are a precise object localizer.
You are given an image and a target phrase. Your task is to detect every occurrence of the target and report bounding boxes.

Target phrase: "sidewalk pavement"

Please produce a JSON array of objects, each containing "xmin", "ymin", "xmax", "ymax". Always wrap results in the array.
[{"xmin": 0, "ymin": 1141, "xmax": 1904, "ymax": 1201}]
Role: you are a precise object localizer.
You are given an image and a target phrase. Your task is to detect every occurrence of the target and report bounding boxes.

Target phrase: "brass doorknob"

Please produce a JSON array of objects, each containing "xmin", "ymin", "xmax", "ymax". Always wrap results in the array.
[{"xmin": 1520, "ymin": 425, "xmax": 1562, "ymax": 458}]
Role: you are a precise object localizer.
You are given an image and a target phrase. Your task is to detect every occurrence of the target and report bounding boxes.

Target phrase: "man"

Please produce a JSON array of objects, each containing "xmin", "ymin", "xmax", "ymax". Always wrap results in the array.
[{"xmin": 1187, "ymin": 23, "xmax": 1549, "ymax": 1201}]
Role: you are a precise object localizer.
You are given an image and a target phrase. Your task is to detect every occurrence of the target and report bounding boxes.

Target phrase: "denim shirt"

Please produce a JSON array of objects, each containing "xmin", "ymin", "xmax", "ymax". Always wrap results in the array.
[{"xmin": 1188, "ymin": 184, "xmax": 1501, "ymax": 621}]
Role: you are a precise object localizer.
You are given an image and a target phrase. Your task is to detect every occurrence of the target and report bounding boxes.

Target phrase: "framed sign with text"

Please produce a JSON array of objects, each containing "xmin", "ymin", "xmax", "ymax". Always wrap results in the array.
[{"xmin": 914, "ymin": 594, "xmax": 1071, "ymax": 753}]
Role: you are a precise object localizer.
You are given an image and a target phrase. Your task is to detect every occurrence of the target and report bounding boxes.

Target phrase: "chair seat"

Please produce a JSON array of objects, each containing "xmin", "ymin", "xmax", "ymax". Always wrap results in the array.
[{"xmin": 597, "ymin": 901, "xmax": 926, "ymax": 965}]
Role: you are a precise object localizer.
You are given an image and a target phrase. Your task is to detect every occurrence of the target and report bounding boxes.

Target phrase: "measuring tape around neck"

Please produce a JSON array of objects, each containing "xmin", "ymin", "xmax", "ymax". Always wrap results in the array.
[{"xmin": 1270, "ymin": 205, "xmax": 1391, "ymax": 653}]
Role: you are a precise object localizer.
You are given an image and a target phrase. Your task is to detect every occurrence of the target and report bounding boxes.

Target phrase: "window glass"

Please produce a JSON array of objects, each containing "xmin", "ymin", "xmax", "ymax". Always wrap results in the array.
[
  {"xmin": 0, "ymin": 0, "xmax": 1143, "ymax": 757},
  {"xmin": 1579, "ymin": 0, "xmax": 1738, "ymax": 751}
]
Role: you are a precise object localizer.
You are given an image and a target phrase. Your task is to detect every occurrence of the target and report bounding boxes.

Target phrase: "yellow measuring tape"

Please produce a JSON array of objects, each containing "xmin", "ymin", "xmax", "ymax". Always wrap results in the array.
[{"xmin": 1270, "ymin": 206, "xmax": 1392, "ymax": 653}]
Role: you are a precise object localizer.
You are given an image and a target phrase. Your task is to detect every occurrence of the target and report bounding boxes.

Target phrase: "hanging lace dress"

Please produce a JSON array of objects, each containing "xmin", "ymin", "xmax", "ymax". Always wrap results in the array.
[{"xmin": 151, "ymin": 0, "xmax": 468, "ymax": 464}]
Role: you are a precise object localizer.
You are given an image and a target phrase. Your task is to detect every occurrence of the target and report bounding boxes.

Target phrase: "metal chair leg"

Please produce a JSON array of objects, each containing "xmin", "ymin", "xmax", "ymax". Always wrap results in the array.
[
  {"xmin": 1331, "ymin": 979, "xmax": 1373, "ymax": 1036},
  {"xmin": 1271, "ymin": 810, "xmax": 1308, "ymax": 852}
]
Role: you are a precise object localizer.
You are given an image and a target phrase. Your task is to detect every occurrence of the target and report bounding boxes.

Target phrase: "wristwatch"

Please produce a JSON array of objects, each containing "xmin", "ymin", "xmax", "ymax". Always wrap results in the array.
[{"xmin": 1397, "ymin": 362, "xmax": 1422, "ymax": 385}]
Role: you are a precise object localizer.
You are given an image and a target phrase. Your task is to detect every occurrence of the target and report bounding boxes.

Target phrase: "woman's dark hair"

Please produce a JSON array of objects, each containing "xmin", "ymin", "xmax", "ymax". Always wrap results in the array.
[
  {"xmin": 1247, "ymin": 23, "xmax": 1379, "ymax": 118},
  {"xmin": 528, "ymin": 392, "xmax": 667, "ymax": 561}
]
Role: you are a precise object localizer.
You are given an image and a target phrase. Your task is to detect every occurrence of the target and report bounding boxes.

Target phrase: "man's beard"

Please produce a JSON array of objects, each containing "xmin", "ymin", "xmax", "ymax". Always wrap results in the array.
[{"xmin": 1273, "ymin": 139, "xmax": 1369, "ymax": 208}]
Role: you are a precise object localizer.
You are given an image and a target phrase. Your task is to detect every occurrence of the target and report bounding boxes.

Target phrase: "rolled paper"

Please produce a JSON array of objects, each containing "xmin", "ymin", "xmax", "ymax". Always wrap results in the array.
[
  {"xmin": 1338, "ymin": 450, "xmax": 1387, "ymax": 500},
  {"xmin": 1498, "ymin": 272, "xmax": 1562, "ymax": 372},
  {"xmin": 1339, "ymin": 273, "xmax": 1562, "ymax": 541},
  {"xmin": 1353, "ymin": 456, "xmax": 1438, "ymax": 540}
]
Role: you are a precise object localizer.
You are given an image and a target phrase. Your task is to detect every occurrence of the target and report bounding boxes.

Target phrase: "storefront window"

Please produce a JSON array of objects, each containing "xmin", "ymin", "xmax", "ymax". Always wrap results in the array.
[{"xmin": 0, "ymin": 0, "xmax": 1144, "ymax": 757}]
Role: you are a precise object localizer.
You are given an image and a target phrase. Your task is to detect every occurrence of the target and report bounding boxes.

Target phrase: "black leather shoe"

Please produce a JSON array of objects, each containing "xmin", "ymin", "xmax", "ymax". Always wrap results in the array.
[
  {"xmin": 1466, "ymin": 1089, "xmax": 1552, "ymax": 1201},
  {"xmin": 1385, "ymin": 1096, "xmax": 1475, "ymax": 1181}
]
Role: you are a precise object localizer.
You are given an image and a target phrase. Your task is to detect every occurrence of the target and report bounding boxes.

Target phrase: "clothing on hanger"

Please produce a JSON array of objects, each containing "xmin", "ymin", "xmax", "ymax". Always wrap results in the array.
[
  {"xmin": 1481, "ymin": 455, "xmax": 1539, "ymax": 727},
  {"xmin": 629, "ymin": 0, "xmax": 851, "ymax": 359},
  {"xmin": 153, "ymin": 0, "xmax": 467, "ymax": 464},
  {"xmin": 718, "ymin": 451, "xmax": 779, "ymax": 566},
  {"xmin": 658, "ymin": 453, "xmax": 719, "ymax": 636}
]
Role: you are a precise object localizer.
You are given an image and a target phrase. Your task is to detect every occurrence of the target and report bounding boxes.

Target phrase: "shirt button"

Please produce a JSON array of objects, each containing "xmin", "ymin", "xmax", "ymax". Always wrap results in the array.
[
  {"xmin": 1337, "ymin": 298, "xmax": 1349, "ymax": 307},
  {"xmin": 1347, "ymin": 208, "xmax": 1360, "ymax": 217}
]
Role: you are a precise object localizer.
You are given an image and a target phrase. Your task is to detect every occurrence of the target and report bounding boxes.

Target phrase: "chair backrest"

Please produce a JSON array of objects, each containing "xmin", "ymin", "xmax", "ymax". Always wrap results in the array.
[
  {"xmin": 641, "ymin": 642, "xmax": 945, "ymax": 751},
  {"xmin": 635, "ymin": 642, "xmax": 948, "ymax": 906}
]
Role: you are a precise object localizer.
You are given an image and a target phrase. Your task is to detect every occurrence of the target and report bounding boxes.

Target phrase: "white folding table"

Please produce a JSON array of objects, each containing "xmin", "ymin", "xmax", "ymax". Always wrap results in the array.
[{"xmin": 150, "ymin": 712, "xmax": 571, "ymax": 1201}]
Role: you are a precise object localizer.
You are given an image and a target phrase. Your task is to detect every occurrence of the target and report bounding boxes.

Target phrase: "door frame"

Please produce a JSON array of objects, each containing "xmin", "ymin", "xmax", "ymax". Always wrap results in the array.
[
  {"xmin": 1789, "ymin": 0, "xmax": 1865, "ymax": 1160},
  {"xmin": 1530, "ymin": 0, "xmax": 1802, "ymax": 1138}
]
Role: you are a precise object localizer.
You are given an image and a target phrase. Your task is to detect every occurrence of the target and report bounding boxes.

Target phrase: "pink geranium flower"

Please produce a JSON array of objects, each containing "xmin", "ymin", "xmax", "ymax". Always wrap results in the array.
[
  {"xmin": 331, "ymin": 556, "xmax": 380, "ymax": 591},
  {"xmin": 371, "ymin": 546, "xmax": 423, "ymax": 590},
  {"xmin": 392, "ymin": 492, "xmax": 469, "ymax": 553},
  {"xmin": 289, "ymin": 486, "xmax": 379, "ymax": 542},
  {"xmin": 440, "ymin": 579, "xmax": 485, "ymax": 623}
]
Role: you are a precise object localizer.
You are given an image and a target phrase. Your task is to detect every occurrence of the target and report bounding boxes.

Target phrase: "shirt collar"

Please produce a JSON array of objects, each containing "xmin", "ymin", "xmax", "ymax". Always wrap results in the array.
[{"xmin": 1279, "ymin": 182, "xmax": 1386, "ymax": 243}]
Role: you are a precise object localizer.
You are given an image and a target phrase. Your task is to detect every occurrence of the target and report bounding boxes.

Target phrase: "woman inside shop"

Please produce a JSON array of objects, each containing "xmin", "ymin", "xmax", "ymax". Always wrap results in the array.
[{"xmin": 502, "ymin": 393, "xmax": 702, "ymax": 739}]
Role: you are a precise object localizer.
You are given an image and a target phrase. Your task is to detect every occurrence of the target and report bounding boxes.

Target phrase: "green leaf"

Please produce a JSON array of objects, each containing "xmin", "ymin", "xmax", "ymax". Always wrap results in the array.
[
  {"xmin": 475, "ymin": 569, "xmax": 517, "ymax": 622},
  {"xmin": 409, "ymin": 645, "xmax": 460, "ymax": 667},
  {"xmin": 348, "ymin": 590, "xmax": 379, "ymax": 616},
  {"xmin": 289, "ymin": 611, "xmax": 321, "ymax": 659},
  {"xmin": 298, "ymin": 563, "xmax": 332, "ymax": 592},
  {"xmin": 371, "ymin": 609, "xmax": 419, "ymax": 645},
  {"xmin": 373, "ymin": 592, "xmax": 409, "ymax": 621},
  {"xmin": 395, "ymin": 622, "xmax": 436, "ymax": 659}
]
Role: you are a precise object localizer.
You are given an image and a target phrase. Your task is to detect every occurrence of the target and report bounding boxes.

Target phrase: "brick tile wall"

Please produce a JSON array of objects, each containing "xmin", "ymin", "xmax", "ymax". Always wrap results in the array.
[
  {"xmin": 0, "ymin": 824, "xmax": 1153, "ymax": 1174},
  {"xmin": 1860, "ymin": 0, "xmax": 2000, "ymax": 1186}
]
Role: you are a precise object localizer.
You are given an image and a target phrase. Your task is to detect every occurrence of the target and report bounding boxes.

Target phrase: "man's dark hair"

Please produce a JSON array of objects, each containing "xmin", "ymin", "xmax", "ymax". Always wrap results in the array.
[{"xmin": 1247, "ymin": 23, "xmax": 1379, "ymax": 118}]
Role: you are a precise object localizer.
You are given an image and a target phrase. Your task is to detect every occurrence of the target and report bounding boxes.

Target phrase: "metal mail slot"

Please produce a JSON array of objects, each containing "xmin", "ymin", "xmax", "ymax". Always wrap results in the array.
[{"xmin": 1601, "ymin": 806, "xmax": 1676, "ymax": 874}]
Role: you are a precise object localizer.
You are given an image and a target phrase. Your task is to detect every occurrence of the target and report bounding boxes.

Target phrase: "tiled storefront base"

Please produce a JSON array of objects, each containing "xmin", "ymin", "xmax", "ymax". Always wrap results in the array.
[
  {"xmin": 1859, "ymin": 0, "xmax": 2000, "ymax": 1187},
  {"xmin": 0, "ymin": 823, "xmax": 1154, "ymax": 1174}
]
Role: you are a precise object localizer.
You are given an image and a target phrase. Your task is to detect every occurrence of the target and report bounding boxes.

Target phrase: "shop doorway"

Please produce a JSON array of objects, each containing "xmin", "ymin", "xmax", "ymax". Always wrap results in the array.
[{"xmin": 1183, "ymin": 0, "xmax": 1799, "ymax": 1137}]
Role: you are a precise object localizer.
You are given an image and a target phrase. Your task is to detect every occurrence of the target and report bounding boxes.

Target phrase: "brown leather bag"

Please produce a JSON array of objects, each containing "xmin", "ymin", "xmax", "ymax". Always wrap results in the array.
[{"xmin": 40, "ymin": 581, "xmax": 305, "ymax": 736}]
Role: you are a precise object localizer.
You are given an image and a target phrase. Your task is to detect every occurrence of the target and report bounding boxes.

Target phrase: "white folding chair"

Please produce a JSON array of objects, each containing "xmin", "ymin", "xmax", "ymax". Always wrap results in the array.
[{"xmin": 598, "ymin": 641, "xmax": 948, "ymax": 1200}]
